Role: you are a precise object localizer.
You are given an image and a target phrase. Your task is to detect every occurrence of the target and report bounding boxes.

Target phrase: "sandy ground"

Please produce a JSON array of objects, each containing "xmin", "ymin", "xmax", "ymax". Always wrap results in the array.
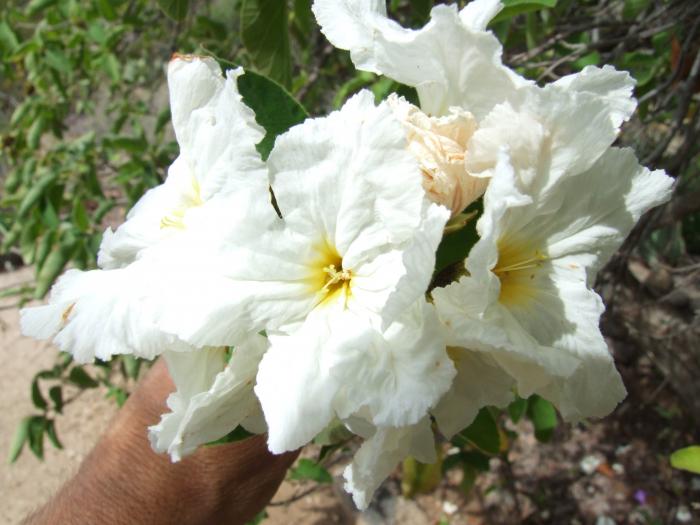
[{"xmin": 0, "ymin": 267, "xmax": 116, "ymax": 522}]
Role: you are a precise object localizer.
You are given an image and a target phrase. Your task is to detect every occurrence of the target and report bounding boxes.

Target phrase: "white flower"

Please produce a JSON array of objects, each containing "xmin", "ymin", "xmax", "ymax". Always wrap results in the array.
[
  {"xmin": 433, "ymin": 148, "xmax": 673, "ymax": 421},
  {"xmin": 312, "ymin": 0, "xmax": 527, "ymax": 118},
  {"xmin": 98, "ymin": 55, "xmax": 267, "ymax": 269},
  {"xmin": 20, "ymin": 58, "xmax": 270, "ymax": 363},
  {"xmin": 465, "ymin": 65, "xmax": 637, "ymax": 193},
  {"xmin": 149, "ymin": 333, "xmax": 268, "ymax": 461}
]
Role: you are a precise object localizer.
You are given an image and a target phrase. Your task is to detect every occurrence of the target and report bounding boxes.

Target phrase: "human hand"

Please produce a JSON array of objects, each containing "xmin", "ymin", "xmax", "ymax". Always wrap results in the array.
[{"xmin": 25, "ymin": 358, "xmax": 298, "ymax": 525}]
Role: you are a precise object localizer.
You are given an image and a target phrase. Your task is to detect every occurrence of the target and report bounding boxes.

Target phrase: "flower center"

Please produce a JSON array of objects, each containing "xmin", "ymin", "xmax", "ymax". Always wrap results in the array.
[
  {"xmin": 493, "ymin": 238, "xmax": 548, "ymax": 306},
  {"xmin": 160, "ymin": 176, "xmax": 204, "ymax": 230},
  {"xmin": 307, "ymin": 241, "xmax": 353, "ymax": 309},
  {"xmin": 322, "ymin": 264, "xmax": 352, "ymax": 292}
]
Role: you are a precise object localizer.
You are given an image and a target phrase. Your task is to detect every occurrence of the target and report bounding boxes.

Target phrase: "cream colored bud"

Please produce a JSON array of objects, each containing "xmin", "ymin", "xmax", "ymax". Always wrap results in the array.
[{"xmin": 389, "ymin": 94, "xmax": 488, "ymax": 216}]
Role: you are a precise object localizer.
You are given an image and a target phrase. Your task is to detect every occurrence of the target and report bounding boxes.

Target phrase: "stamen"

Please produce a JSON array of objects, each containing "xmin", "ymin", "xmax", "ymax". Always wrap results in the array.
[
  {"xmin": 494, "ymin": 252, "xmax": 548, "ymax": 274},
  {"xmin": 321, "ymin": 264, "xmax": 352, "ymax": 292}
]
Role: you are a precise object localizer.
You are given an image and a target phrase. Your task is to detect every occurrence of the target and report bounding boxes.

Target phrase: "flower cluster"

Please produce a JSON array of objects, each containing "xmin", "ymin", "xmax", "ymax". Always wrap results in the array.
[{"xmin": 21, "ymin": 0, "xmax": 673, "ymax": 510}]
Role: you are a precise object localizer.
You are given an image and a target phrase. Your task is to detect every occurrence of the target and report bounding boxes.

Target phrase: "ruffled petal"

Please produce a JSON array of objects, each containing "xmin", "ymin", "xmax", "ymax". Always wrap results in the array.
[
  {"xmin": 330, "ymin": 301, "xmax": 455, "ymax": 427},
  {"xmin": 432, "ymin": 348, "xmax": 514, "ymax": 438},
  {"xmin": 254, "ymin": 309, "xmax": 341, "ymax": 453},
  {"xmin": 149, "ymin": 334, "xmax": 268, "ymax": 461},
  {"xmin": 19, "ymin": 265, "xmax": 196, "ymax": 363},
  {"xmin": 343, "ymin": 418, "xmax": 435, "ymax": 510},
  {"xmin": 552, "ymin": 65, "xmax": 636, "ymax": 129},
  {"xmin": 99, "ymin": 57, "xmax": 267, "ymax": 269},
  {"xmin": 313, "ymin": 1, "xmax": 530, "ymax": 117}
]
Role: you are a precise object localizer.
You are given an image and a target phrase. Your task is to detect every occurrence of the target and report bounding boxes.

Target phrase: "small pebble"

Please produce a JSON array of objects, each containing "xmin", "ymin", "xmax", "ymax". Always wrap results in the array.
[
  {"xmin": 676, "ymin": 505, "xmax": 692, "ymax": 523},
  {"xmin": 442, "ymin": 501, "xmax": 458, "ymax": 515},
  {"xmin": 580, "ymin": 454, "xmax": 603, "ymax": 475}
]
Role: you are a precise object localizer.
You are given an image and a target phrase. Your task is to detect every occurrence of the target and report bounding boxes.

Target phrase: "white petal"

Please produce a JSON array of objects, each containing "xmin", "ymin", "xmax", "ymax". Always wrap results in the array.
[
  {"xmin": 99, "ymin": 58, "xmax": 267, "ymax": 269},
  {"xmin": 467, "ymin": 85, "xmax": 635, "ymax": 193},
  {"xmin": 20, "ymin": 266, "xmax": 194, "ymax": 363},
  {"xmin": 432, "ymin": 348, "xmax": 514, "ymax": 438},
  {"xmin": 351, "ymin": 201, "xmax": 449, "ymax": 326},
  {"xmin": 330, "ymin": 301, "xmax": 455, "ymax": 427},
  {"xmin": 168, "ymin": 58, "xmax": 266, "ymax": 196},
  {"xmin": 254, "ymin": 310, "xmax": 340, "ymax": 453},
  {"xmin": 459, "ymin": 0, "xmax": 503, "ymax": 31},
  {"xmin": 343, "ymin": 418, "xmax": 435, "ymax": 510},
  {"xmin": 147, "ymin": 192, "xmax": 315, "ymax": 347},
  {"xmin": 311, "ymin": 0, "xmax": 389, "ymax": 73},
  {"xmin": 97, "ymin": 156, "xmax": 194, "ymax": 269},
  {"xmin": 149, "ymin": 334, "xmax": 268, "ymax": 461},
  {"xmin": 552, "ymin": 65, "xmax": 636, "ymax": 128},
  {"xmin": 537, "ymin": 348, "xmax": 626, "ymax": 421},
  {"xmin": 268, "ymin": 90, "xmax": 425, "ymax": 254},
  {"xmin": 540, "ymin": 147, "xmax": 674, "ymax": 278},
  {"xmin": 313, "ymin": 2, "xmax": 530, "ymax": 117}
]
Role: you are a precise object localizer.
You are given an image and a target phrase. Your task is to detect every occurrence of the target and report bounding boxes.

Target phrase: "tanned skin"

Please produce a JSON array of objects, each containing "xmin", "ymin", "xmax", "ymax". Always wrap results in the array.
[{"xmin": 24, "ymin": 359, "xmax": 299, "ymax": 525}]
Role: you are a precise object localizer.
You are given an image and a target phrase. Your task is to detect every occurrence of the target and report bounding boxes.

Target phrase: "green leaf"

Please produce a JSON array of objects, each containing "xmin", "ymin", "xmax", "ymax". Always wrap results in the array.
[
  {"xmin": 241, "ymin": 0, "xmax": 292, "ymax": 88},
  {"xmin": 45, "ymin": 49, "xmax": 72, "ymax": 75},
  {"xmin": 101, "ymin": 53, "xmax": 120, "ymax": 83},
  {"xmin": 27, "ymin": 114, "xmax": 46, "ymax": 150},
  {"xmin": 289, "ymin": 458, "xmax": 332, "ymax": 484},
  {"xmin": 623, "ymin": 0, "xmax": 651, "ymax": 20},
  {"xmin": 26, "ymin": 0, "xmax": 58, "ymax": 16},
  {"xmin": 313, "ymin": 419, "xmax": 353, "ymax": 446},
  {"xmin": 237, "ymin": 69, "xmax": 308, "ymax": 160},
  {"xmin": 17, "ymin": 172, "xmax": 57, "ymax": 218},
  {"xmin": 507, "ymin": 396, "xmax": 528, "ymax": 423},
  {"xmin": 620, "ymin": 51, "xmax": 657, "ymax": 87},
  {"xmin": 121, "ymin": 355, "xmax": 141, "ymax": 380},
  {"xmin": 574, "ymin": 51, "xmax": 601, "ymax": 70},
  {"xmin": 670, "ymin": 446, "xmax": 700, "ymax": 474},
  {"xmin": 457, "ymin": 408, "xmax": 501, "ymax": 455},
  {"xmin": 402, "ymin": 453, "xmax": 442, "ymax": 497},
  {"xmin": 528, "ymin": 395, "xmax": 557, "ymax": 442},
  {"xmin": 409, "ymin": 0, "xmax": 433, "ymax": 24},
  {"xmin": 68, "ymin": 367, "xmax": 99, "ymax": 389},
  {"xmin": 45, "ymin": 419, "xmax": 62, "ymax": 450},
  {"xmin": 292, "ymin": 0, "xmax": 312, "ymax": 35},
  {"xmin": 246, "ymin": 510, "xmax": 268, "ymax": 525},
  {"xmin": 105, "ymin": 135, "xmax": 147, "ymax": 154},
  {"xmin": 106, "ymin": 386, "xmax": 129, "ymax": 407},
  {"xmin": 27, "ymin": 415, "xmax": 46, "ymax": 459},
  {"xmin": 31, "ymin": 378, "xmax": 48, "ymax": 410},
  {"xmin": 434, "ymin": 199, "xmax": 482, "ymax": 274},
  {"xmin": 49, "ymin": 386, "xmax": 63, "ymax": 413},
  {"xmin": 34, "ymin": 232, "xmax": 79, "ymax": 299},
  {"xmin": 491, "ymin": 0, "xmax": 557, "ymax": 24},
  {"xmin": 157, "ymin": 0, "xmax": 189, "ymax": 21},
  {"xmin": 206, "ymin": 425, "xmax": 255, "ymax": 446},
  {"xmin": 0, "ymin": 21, "xmax": 19, "ymax": 54},
  {"xmin": 8, "ymin": 417, "xmax": 31, "ymax": 463},
  {"xmin": 72, "ymin": 199, "xmax": 90, "ymax": 231},
  {"xmin": 96, "ymin": 0, "xmax": 118, "ymax": 20}
]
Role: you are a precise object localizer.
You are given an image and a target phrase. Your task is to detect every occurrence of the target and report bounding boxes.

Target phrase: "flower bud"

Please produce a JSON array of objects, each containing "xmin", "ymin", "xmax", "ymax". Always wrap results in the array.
[{"xmin": 389, "ymin": 95, "xmax": 488, "ymax": 215}]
